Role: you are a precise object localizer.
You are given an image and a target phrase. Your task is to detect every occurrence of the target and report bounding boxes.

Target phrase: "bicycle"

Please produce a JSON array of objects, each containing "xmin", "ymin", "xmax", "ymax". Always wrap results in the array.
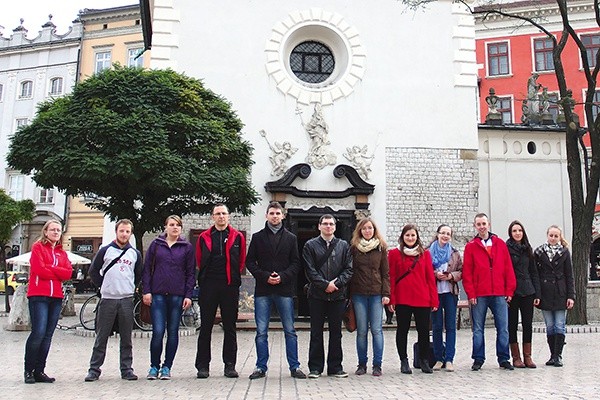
[
  {"xmin": 133, "ymin": 288, "xmax": 200, "ymax": 331},
  {"xmin": 79, "ymin": 292, "xmax": 100, "ymax": 331}
]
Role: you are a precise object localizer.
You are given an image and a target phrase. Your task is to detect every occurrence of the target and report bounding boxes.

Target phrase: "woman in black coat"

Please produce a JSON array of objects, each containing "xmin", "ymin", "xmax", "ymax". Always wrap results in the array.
[
  {"xmin": 533, "ymin": 225, "xmax": 575, "ymax": 367},
  {"xmin": 506, "ymin": 221, "xmax": 540, "ymax": 368}
]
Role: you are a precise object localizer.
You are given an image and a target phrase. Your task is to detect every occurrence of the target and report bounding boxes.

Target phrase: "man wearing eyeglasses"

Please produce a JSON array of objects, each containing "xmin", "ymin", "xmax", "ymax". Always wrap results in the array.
[
  {"xmin": 195, "ymin": 204, "xmax": 246, "ymax": 379},
  {"xmin": 303, "ymin": 214, "xmax": 353, "ymax": 379}
]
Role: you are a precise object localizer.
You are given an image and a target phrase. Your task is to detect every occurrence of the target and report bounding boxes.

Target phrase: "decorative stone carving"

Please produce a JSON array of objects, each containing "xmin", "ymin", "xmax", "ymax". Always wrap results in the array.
[
  {"xmin": 300, "ymin": 103, "xmax": 337, "ymax": 170},
  {"xmin": 354, "ymin": 209, "xmax": 371, "ymax": 220},
  {"xmin": 259, "ymin": 129, "xmax": 298, "ymax": 177},
  {"xmin": 485, "ymin": 88, "xmax": 502, "ymax": 125},
  {"xmin": 343, "ymin": 145, "xmax": 374, "ymax": 179},
  {"xmin": 286, "ymin": 198, "xmax": 354, "ymax": 211}
]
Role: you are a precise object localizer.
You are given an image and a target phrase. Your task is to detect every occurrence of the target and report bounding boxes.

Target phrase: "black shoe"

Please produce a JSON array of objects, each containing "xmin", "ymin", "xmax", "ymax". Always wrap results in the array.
[
  {"xmin": 327, "ymin": 370, "xmax": 348, "ymax": 378},
  {"xmin": 420, "ymin": 361, "xmax": 433, "ymax": 374},
  {"xmin": 34, "ymin": 371, "xmax": 56, "ymax": 383},
  {"xmin": 196, "ymin": 368, "xmax": 209, "ymax": 379},
  {"xmin": 307, "ymin": 370, "xmax": 321, "ymax": 379},
  {"xmin": 400, "ymin": 358, "xmax": 412, "ymax": 374},
  {"xmin": 471, "ymin": 361, "xmax": 483, "ymax": 371},
  {"xmin": 499, "ymin": 361, "xmax": 514, "ymax": 370},
  {"xmin": 355, "ymin": 365, "xmax": 367, "ymax": 375},
  {"xmin": 248, "ymin": 369, "xmax": 265, "ymax": 380},
  {"xmin": 24, "ymin": 371, "xmax": 35, "ymax": 384},
  {"xmin": 224, "ymin": 364, "xmax": 239, "ymax": 378},
  {"xmin": 121, "ymin": 371, "xmax": 138, "ymax": 381},
  {"xmin": 290, "ymin": 369, "xmax": 307, "ymax": 379},
  {"xmin": 84, "ymin": 371, "xmax": 99, "ymax": 382}
]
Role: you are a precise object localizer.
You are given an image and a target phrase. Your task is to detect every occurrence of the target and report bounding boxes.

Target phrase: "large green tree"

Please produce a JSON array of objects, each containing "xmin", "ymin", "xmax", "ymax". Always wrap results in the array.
[
  {"xmin": 0, "ymin": 189, "xmax": 35, "ymax": 311},
  {"xmin": 7, "ymin": 66, "xmax": 258, "ymax": 251}
]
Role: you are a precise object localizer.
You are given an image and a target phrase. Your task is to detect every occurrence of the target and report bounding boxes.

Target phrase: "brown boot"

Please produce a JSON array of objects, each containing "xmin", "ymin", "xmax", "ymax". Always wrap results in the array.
[
  {"xmin": 523, "ymin": 343, "xmax": 536, "ymax": 368},
  {"xmin": 510, "ymin": 343, "xmax": 525, "ymax": 368}
]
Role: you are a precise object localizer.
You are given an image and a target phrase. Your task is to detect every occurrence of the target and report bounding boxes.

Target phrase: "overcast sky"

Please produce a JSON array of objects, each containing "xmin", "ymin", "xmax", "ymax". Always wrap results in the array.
[{"xmin": 1, "ymin": 0, "xmax": 137, "ymax": 37}]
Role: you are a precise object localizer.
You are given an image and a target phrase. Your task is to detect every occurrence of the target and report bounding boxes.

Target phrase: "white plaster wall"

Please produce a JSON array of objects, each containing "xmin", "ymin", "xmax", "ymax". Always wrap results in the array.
[{"xmin": 151, "ymin": 0, "xmax": 478, "ymax": 234}]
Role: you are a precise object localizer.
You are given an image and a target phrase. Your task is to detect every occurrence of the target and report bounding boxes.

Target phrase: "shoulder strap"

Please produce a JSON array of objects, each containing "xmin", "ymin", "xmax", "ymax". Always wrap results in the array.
[
  {"xmin": 102, "ymin": 247, "xmax": 129, "ymax": 283},
  {"xmin": 395, "ymin": 254, "xmax": 420, "ymax": 286},
  {"xmin": 314, "ymin": 239, "xmax": 337, "ymax": 272}
]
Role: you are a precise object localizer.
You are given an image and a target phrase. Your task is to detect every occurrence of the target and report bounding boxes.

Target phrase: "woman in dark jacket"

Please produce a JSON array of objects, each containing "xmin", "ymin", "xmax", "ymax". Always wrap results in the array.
[
  {"xmin": 142, "ymin": 215, "xmax": 195, "ymax": 380},
  {"xmin": 506, "ymin": 221, "xmax": 540, "ymax": 368},
  {"xmin": 348, "ymin": 218, "xmax": 390, "ymax": 377},
  {"xmin": 534, "ymin": 225, "xmax": 575, "ymax": 367}
]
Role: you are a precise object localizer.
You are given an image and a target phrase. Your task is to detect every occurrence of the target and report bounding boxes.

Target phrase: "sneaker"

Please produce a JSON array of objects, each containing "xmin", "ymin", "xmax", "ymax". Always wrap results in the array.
[
  {"xmin": 34, "ymin": 371, "xmax": 56, "ymax": 383},
  {"xmin": 121, "ymin": 371, "xmax": 138, "ymax": 381},
  {"xmin": 196, "ymin": 368, "xmax": 209, "ymax": 379},
  {"xmin": 372, "ymin": 366, "xmax": 382, "ymax": 377},
  {"xmin": 224, "ymin": 364, "xmax": 239, "ymax": 378},
  {"xmin": 290, "ymin": 369, "xmax": 307, "ymax": 379},
  {"xmin": 308, "ymin": 370, "xmax": 321, "ymax": 379},
  {"xmin": 432, "ymin": 361, "xmax": 444, "ymax": 371},
  {"xmin": 249, "ymin": 369, "xmax": 266, "ymax": 380},
  {"xmin": 147, "ymin": 366, "xmax": 159, "ymax": 380},
  {"xmin": 445, "ymin": 362, "xmax": 455, "ymax": 372},
  {"xmin": 471, "ymin": 361, "xmax": 483, "ymax": 371},
  {"xmin": 159, "ymin": 366, "xmax": 171, "ymax": 380},
  {"xmin": 355, "ymin": 365, "xmax": 367, "ymax": 375},
  {"xmin": 84, "ymin": 371, "xmax": 99, "ymax": 382},
  {"xmin": 328, "ymin": 370, "xmax": 348, "ymax": 378},
  {"xmin": 499, "ymin": 361, "xmax": 514, "ymax": 370},
  {"xmin": 24, "ymin": 371, "xmax": 35, "ymax": 384}
]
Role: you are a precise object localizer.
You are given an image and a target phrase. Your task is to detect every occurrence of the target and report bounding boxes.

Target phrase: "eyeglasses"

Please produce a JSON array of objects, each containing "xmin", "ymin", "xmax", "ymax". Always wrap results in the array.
[{"xmin": 320, "ymin": 222, "xmax": 336, "ymax": 226}]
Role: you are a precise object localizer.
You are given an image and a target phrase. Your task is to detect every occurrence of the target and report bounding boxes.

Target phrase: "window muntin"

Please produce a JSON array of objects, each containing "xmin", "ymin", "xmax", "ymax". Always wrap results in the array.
[
  {"xmin": 127, "ymin": 48, "xmax": 144, "ymax": 68},
  {"xmin": 290, "ymin": 41, "xmax": 335, "ymax": 84},
  {"xmin": 95, "ymin": 51, "xmax": 112, "ymax": 73},
  {"xmin": 49, "ymin": 77, "xmax": 63, "ymax": 95},
  {"xmin": 534, "ymin": 38, "xmax": 554, "ymax": 72},
  {"xmin": 498, "ymin": 97, "xmax": 512, "ymax": 124},
  {"xmin": 19, "ymin": 80, "xmax": 33, "ymax": 99},
  {"xmin": 487, "ymin": 42, "xmax": 509, "ymax": 76},
  {"xmin": 38, "ymin": 188, "xmax": 54, "ymax": 204},
  {"xmin": 8, "ymin": 175, "xmax": 24, "ymax": 200},
  {"xmin": 582, "ymin": 34, "xmax": 600, "ymax": 68}
]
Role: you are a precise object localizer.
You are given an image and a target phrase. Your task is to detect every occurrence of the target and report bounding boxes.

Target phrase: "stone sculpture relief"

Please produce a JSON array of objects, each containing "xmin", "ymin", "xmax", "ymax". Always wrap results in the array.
[
  {"xmin": 343, "ymin": 145, "xmax": 374, "ymax": 180},
  {"xmin": 259, "ymin": 129, "xmax": 298, "ymax": 177},
  {"xmin": 298, "ymin": 103, "xmax": 337, "ymax": 169}
]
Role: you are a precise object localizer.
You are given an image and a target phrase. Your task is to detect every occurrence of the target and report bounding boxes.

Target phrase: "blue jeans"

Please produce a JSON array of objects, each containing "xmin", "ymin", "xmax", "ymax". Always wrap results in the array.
[
  {"xmin": 254, "ymin": 295, "xmax": 299, "ymax": 371},
  {"xmin": 471, "ymin": 296, "xmax": 510, "ymax": 364},
  {"xmin": 542, "ymin": 309, "xmax": 567, "ymax": 335},
  {"xmin": 431, "ymin": 292, "xmax": 458, "ymax": 363},
  {"xmin": 24, "ymin": 296, "xmax": 62, "ymax": 372},
  {"xmin": 352, "ymin": 294, "xmax": 384, "ymax": 367},
  {"xmin": 150, "ymin": 294, "xmax": 183, "ymax": 369}
]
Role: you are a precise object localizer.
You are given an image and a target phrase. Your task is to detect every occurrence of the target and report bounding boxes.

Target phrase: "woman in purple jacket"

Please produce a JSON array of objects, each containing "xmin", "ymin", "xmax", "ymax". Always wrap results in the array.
[{"xmin": 142, "ymin": 215, "xmax": 195, "ymax": 380}]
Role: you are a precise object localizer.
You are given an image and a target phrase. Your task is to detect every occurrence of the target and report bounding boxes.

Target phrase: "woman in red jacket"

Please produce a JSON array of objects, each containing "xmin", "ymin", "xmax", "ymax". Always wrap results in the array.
[
  {"xmin": 388, "ymin": 224, "xmax": 438, "ymax": 374},
  {"xmin": 24, "ymin": 219, "xmax": 73, "ymax": 384}
]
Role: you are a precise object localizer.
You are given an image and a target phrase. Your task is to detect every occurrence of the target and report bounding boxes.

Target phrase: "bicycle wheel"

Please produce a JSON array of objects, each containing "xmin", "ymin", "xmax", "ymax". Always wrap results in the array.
[
  {"xmin": 79, "ymin": 294, "xmax": 100, "ymax": 330},
  {"xmin": 133, "ymin": 299, "xmax": 153, "ymax": 331},
  {"xmin": 181, "ymin": 302, "xmax": 200, "ymax": 329}
]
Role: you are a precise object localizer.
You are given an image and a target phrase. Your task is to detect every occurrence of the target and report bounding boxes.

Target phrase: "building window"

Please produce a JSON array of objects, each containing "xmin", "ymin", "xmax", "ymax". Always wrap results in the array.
[
  {"xmin": 8, "ymin": 175, "xmax": 24, "ymax": 200},
  {"xmin": 498, "ymin": 97, "xmax": 512, "ymax": 124},
  {"xmin": 95, "ymin": 51, "xmax": 112, "ymax": 73},
  {"xmin": 127, "ymin": 48, "xmax": 144, "ymax": 68},
  {"xmin": 534, "ymin": 38, "xmax": 554, "ymax": 71},
  {"xmin": 591, "ymin": 90, "xmax": 600, "ymax": 124},
  {"xmin": 19, "ymin": 80, "xmax": 33, "ymax": 99},
  {"xmin": 0, "ymin": 84, "xmax": 3, "ymax": 101},
  {"xmin": 15, "ymin": 118, "xmax": 28, "ymax": 131},
  {"xmin": 547, "ymin": 92, "xmax": 559, "ymax": 123},
  {"xmin": 582, "ymin": 34, "xmax": 600, "ymax": 68},
  {"xmin": 49, "ymin": 77, "xmax": 63, "ymax": 95},
  {"xmin": 38, "ymin": 188, "xmax": 54, "ymax": 204},
  {"xmin": 290, "ymin": 41, "xmax": 335, "ymax": 84},
  {"xmin": 487, "ymin": 42, "xmax": 510, "ymax": 76}
]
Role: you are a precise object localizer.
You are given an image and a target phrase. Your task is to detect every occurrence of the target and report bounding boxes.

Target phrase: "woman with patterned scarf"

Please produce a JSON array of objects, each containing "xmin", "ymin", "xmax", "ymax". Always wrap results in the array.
[
  {"xmin": 428, "ymin": 224, "xmax": 462, "ymax": 372},
  {"xmin": 348, "ymin": 218, "xmax": 390, "ymax": 377},
  {"xmin": 533, "ymin": 225, "xmax": 575, "ymax": 367}
]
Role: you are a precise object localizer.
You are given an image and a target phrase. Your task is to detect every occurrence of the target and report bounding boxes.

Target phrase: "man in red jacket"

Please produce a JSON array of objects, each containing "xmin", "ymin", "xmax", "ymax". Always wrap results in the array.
[{"xmin": 463, "ymin": 213, "xmax": 516, "ymax": 372}]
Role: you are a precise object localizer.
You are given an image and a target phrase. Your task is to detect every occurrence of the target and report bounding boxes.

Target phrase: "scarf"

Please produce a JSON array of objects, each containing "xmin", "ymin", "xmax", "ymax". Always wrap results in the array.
[
  {"xmin": 268, "ymin": 222, "xmax": 282, "ymax": 234},
  {"xmin": 506, "ymin": 238, "xmax": 530, "ymax": 254},
  {"xmin": 543, "ymin": 242, "xmax": 562, "ymax": 260},
  {"xmin": 402, "ymin": 246, "xmax": 420, "ymax": 257},
  {"xmin": 356, "ymin": 238, "xmax": 380, "ymax": 253},
  {"xmin": 429, "ymin": 240, "xmax": 452, "ymax": 269}
]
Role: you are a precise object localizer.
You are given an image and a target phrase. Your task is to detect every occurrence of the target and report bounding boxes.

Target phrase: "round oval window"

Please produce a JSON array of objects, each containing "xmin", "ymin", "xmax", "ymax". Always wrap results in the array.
[{"xmin": 290, "ymin": 41, "xmax": 335, "ymax": 84}]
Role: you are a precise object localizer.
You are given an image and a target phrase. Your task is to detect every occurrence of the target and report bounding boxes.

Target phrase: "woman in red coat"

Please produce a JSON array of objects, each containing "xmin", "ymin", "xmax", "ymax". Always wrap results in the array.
[
  {"xmin": 24, "ymin": 219, "xmax": 73, "ymax": 384},
  {"xmin": 388, "ymin": 224, "xmax": 438, "ymax": 374}
]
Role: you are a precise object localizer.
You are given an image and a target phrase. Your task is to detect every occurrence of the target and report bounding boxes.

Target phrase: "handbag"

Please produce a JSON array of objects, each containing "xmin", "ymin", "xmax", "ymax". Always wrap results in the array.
[
  {"xmin": 343, "ymin": 299, "xmax": 357, "ymax": 333},
  {"xmin": 140, "ymin": 301, "xmax": 152, "ymax": 324}
]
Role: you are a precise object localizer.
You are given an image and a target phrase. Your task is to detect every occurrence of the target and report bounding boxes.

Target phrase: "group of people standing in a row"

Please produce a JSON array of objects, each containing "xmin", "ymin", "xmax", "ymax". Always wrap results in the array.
[{"xmin": 22, "ymin": 206, "xmax": 574, "ymax": 384}]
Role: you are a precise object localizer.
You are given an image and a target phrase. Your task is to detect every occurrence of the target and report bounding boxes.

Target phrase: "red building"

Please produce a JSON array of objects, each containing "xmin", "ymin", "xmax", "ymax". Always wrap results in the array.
[{"xmin": 475, "ymin": 0, "xmax": 599, "ymax": 127}]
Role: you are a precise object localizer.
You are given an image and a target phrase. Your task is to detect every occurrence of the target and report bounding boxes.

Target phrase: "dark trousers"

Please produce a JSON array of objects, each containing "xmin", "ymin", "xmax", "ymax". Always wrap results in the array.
[
  {"xmin": 195, "ymin": 281, "xmax": 239, "ymax": 370},
  {"xmin": 395, "ymin": 305, "xmax": 431, "ymax": 361},
  {"xmin": 88, "ymin": 297, "xmax": 134, "ymax": 375},
  {"xmin": 24, "ymin": 296, "xmax": 62, "ymax": 373},
  {"xmin": 508, "ymin": 294, "xmax": 535, "ymax": 344},
  {"xmin": 308, "ymin": 298, "xmax": 346, "ymax": 374}
]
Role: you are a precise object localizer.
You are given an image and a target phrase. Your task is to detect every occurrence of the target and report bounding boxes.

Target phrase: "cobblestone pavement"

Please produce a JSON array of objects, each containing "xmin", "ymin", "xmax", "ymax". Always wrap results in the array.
[{"xmin": 2, "ymin": 315, "xmax": 599, "ymax": 400}]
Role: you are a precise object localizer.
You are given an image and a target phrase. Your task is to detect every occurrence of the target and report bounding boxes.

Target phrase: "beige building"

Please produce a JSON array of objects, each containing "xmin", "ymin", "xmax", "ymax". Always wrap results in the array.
[{"xmin": 64, "ymin": 4, "xmax": 149, "ymax": 260}]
